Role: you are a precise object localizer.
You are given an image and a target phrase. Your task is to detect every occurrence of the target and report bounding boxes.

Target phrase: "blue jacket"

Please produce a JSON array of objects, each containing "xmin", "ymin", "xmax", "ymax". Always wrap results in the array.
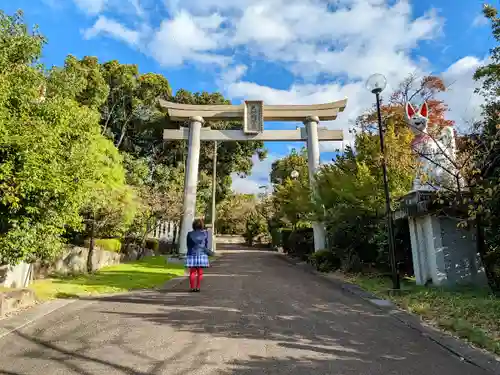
[{"xmin": 186, "ymin": 230, "xmax": 209, "ymax": 256}]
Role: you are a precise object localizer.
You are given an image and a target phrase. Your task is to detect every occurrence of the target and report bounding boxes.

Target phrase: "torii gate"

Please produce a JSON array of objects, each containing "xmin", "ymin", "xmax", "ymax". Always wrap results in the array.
[{"xmin": 160, "ymin": 99, "xmax": 348, "ymax": 256}]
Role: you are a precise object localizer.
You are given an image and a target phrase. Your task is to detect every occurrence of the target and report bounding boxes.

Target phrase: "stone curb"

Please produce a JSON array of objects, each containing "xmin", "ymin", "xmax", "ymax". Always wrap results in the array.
[
  {"xmin": 0, "ymin": 255, "xmax": 228, "ymax": 339},
  {"xmin": 0, "ymin": 289, "xmax": 37, "ymax": 318},
  {"xmin": 0, "ymin": 299, "xmax": 77, "ymax": 340},
  {"xmin": 0, "ymin": 278, "xmax": 186, "ymax": 340},
  {"xmin": 276, "ymin": 253, "xmax": 500, "ymax": 375}
]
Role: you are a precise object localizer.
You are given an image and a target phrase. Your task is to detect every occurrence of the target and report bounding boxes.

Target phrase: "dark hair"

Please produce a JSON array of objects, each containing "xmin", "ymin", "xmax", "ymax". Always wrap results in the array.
[{"xmin": 192, "ymin": 218, "xmax": 204, "ymax": 231}]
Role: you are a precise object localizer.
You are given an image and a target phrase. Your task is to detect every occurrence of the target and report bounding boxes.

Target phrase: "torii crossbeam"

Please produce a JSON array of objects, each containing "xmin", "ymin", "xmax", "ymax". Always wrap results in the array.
[{"xmin": 160, "ymin": 99, "xmax": 348, "ymax": 256}]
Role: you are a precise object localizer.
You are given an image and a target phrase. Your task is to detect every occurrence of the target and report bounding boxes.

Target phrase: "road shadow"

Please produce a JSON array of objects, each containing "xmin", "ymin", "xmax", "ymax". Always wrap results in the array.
[
  {"xmin": 215, "ymin": 242, "xmax": 274, "ymax": 252},
  {"xmin": 0, "ymin": 251, "xmax": 489, "ymax": 375}
]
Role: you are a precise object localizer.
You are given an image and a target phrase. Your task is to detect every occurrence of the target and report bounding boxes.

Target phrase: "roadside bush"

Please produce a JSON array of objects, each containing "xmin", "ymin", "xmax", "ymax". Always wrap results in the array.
[
  {"xmin": 266, "ymin": 218, "xmax": 281, "ymax": 248},
  {"xmin": 309, "ymin": 249, "xmax": 341, "ymax": 272},
  {"xmin": 287, "ymin": 228, "xmax": 314, "ymax": 260},
  {"xmin": 145, "ymin": 238, "xmax": 159, "ymax": 252},
  {"xmin": 158, "ymin": 239, "xmax": 174, "ymax": 254},
  {"xmin": 96, "ymin": 238, "xmax": 122, "ymax": 252},
  {"xmin": 84, "ymin": 238, "xmax": 122, "ymax": 252},
  {"xmin": 281, "ymin": 228, "xmax": 293, "ymax": 252},
  {"xmin": 121, "ymin": 236, "xmax": 141, "ymax": 252},
  {"xmin": 244, "ymin": 213, "xmax": 268, "ymax": 246}
]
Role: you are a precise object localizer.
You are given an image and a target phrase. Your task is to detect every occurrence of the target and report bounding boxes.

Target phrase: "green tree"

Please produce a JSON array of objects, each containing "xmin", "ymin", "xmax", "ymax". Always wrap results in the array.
[
  {"xmin": 62, "ymin": 57, "xmax": 267, "ymax": 205},
  {"xmin": 268, "ymin": 148, "xmax": 312, "ymax": 228},
  {"xmin": 0, "ymin": 10, "xmax": 45, "ymax": 75},
  {"xmin": 47, "ymin": 55, "xmax": 109, "ymax": 110},
  {"xmin": 100, "ymin": 60, "xmax": 172, "ymax": 151},
  {"xmin": 471, "ymin": 4, "xmax": 500, "ymax": 293},
  {"xmin": 270, "ymin": 148, "xmax": 308, "ymax": 186},
  {"xmin": 244, "ymin": 212, "xmax": 268, "ymax": 246},
  {"xmin": 216, "ymin": 193, "xmax": 256, "ymax": 234},
  {"xmin": 314, "ymin": 152, "xmax": 386, "ymax": 270},
  {"xmin": 0, "ymin": 11, "xmax": 133, "ymax": 265},
  {"xmin": 273, "ymin": 178, "xmax": 312, "ymax": 229}
]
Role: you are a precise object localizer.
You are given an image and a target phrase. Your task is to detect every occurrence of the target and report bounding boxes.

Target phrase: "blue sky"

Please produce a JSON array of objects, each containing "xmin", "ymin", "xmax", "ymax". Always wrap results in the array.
[{"xmin": 3, "ymin": 0, "xmax": 494, "ymax": 193}]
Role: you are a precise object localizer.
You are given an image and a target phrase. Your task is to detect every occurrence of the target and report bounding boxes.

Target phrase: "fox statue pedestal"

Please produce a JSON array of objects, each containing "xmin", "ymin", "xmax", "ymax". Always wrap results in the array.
[{"xmin": 395, "ymin": 191, "xmax": 487, "ymax": 287}]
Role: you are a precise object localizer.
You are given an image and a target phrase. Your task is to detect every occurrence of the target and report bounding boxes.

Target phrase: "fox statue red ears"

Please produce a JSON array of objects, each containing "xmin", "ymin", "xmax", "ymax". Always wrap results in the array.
[{"xmin": 405, "ymin": 102, "xmax": 429, "ymax": 119}]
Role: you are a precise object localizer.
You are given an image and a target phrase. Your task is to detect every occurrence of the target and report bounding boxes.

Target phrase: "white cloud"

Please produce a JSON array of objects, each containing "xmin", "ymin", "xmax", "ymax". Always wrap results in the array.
[
  {"xmin": 224, "ymin": 0, "xmax": 441, "ymax": 82},
  {"xmin": 232, "ymin": 4, "xmax": 294, "ymax": 47},
  {"xmin": 83, "ymin": 0, "xmax": 442, "ymax": 75},
  {"xmin": 148, "ymin": 11, "xmax": 229, "ymax": 67},
  {"xmin": 74, "ymin": 0, "xmax": 108, "ymax": 15},
  {"xmin": 83, "ymin": 16, "xmax": 141, "ymax": 46},
  {"xmin": 219, "ymin": 64, "xmax": 248, "ymax": 87},
  {"xmin": 439, "ymin": 56, "xmax": 486, "ymax": 131},
  {"xmin": 128, "ymin": 0, "xmax": 145, "ymax": 18}
]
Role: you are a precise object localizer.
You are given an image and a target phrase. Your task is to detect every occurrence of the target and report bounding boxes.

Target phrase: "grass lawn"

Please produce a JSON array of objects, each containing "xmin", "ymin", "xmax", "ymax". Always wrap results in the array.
[
  {"xmin": 343, "ymin": 273, "xmax": 500, "ymax": 355},
  {"xmin": 29, "ymin": 256, "xmax": 185, "ymax": 300}
]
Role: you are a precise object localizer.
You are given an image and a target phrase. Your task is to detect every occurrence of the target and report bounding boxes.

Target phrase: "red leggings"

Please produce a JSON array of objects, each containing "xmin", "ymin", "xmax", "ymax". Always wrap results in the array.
[{"xmin": 189, "ymin": 267, "xmax": 203, "ymax": 289}]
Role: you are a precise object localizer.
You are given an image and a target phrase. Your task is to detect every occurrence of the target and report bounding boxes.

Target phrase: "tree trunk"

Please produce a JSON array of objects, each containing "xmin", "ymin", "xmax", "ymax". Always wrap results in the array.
[
  {"xmin": 139, "ymin": 222, "xmax": 151, "ymax": 260},
  {"xmin": 476, "ymin": 214, "xmax": 500, "ymax": 295},
  {"xmin": 116, "ymin": 114, "xmax": 132, "ymax": 149},
  {"xmin": 116, "ymin": 121, "xmax": 129, "ymax": 149},
  {"xmin": 87, "ymin": 219, "xmax": 95, "ymax": 273},
  {"xmin": 172, "ymin": 221, "xmax": 179, "ymax": 254}
]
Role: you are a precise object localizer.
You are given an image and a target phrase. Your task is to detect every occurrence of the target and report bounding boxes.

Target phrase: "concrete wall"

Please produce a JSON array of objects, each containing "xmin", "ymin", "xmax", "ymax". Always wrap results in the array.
[
  {"xmin": 439, "ymin": 218, "xmax": 487, "ymax": 286},
  {"xmin": 150, "ymin": 220, "xmax": 179, "ymax": 242},
  {"xmin": 0, "ymin": 288, "xmax": 37, "ymax": 317},
  {"xmin": 216, "ymin": 235, "xmax": 246, "ymax": 244},
  {"xmin": 0, "ymin": 245, "xmax": 140, "ymax": 289},
  {"xmin": 0, "ymin": 262, "xmax": 34, "ymax": 289},
  {"xmin": 409, "ymin": 214, "xmax": 488, "ymax": 287}
]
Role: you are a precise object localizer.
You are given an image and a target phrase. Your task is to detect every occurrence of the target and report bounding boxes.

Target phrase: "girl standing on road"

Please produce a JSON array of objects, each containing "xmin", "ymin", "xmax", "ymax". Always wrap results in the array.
[{"xmin": 185, "ymin": 218, "xmax": 212, "ymax": 292}]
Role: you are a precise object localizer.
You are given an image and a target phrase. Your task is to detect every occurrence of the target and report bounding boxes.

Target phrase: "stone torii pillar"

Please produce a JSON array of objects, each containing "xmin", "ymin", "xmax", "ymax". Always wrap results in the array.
[
  {"xmin": 160, "ymin": 99, "xmax": 348, "ymax": 256},
  {"xmin": 179, "ymin": 116, "xmax": 204, "ymax": 255},
  {"xmin": 305, "ymin": 116, "xmax": 326, "ymax": 251}
]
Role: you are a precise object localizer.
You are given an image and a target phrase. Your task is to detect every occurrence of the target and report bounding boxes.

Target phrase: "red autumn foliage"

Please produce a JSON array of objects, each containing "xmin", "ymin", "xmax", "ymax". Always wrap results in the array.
[{"xmin": 357, "ymin": 74, "xmax": 454, "ymax": 133}]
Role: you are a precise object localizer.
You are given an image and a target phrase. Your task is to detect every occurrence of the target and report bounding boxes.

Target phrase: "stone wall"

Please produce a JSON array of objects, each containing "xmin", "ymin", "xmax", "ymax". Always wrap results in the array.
[
  {"xmin": 0, "ymin": 245, "xmax": 141, "ymax": 288},
  {"xmin": 216, "ymin": 235, "xmax": 246, "ymax": 244},
  {"xmin": 0, "ymin": 289, "xmax": 37, "ymax": 317},
  {"xmin": 440, "ymin": 218, "xmax": 488, "ymax": 286},
  {"xmin": 0, "ymin": 262, "xmax": 33, "ymax": 290},
  {"xmin": 409, "ymin": 214, "xmax": 488, "ymax": 287}
]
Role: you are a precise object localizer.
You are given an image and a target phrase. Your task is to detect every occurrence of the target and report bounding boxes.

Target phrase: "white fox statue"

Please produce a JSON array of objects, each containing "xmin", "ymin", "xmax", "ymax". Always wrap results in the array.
[{"xmin": 405, "ymin": 101, "xmax": 460, "ymax": 192}]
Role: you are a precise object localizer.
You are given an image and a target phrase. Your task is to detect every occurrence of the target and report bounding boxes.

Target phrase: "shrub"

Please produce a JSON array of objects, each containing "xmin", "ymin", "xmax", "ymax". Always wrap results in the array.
[
  {"xmin": 244, "ymin": 213, "xmax": 268, "ymax": 246},
  {"xmin": 158, "ymin": 239, "xmax": 174, "ymax": 254},
  {"xmin": 270, "ymin": 227, "xmax": 282, "ymax": 248},
  {"xmin": 288, "ymin": 228, "xmax": 314, "ymax": 260},
  {"xmin": 309, "ymin": 249, "xmax": 341, "ymax": 272},
  {"xmin": 84, "ymin": 238, "xmax": 122, "ymax": 252},
  {"xmin": 280, "ymin": 228, "xmax": 293, "ymax": 252},
  {"xmin": 145, "ymin": 238, "xmax": 159, "ymax": 252}
]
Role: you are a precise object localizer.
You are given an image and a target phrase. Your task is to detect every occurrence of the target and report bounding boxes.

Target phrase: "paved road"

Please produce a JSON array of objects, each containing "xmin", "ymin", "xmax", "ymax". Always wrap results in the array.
[{"xmin": 0, "ymin": 250, "xmax": 491, "ymax": 375}]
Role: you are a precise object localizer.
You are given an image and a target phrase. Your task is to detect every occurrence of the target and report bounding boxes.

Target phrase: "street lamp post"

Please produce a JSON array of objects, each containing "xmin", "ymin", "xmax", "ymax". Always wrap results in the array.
[{"xmin": 365, "ymin": 73, "xmax": 400, "ymax": 290}]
